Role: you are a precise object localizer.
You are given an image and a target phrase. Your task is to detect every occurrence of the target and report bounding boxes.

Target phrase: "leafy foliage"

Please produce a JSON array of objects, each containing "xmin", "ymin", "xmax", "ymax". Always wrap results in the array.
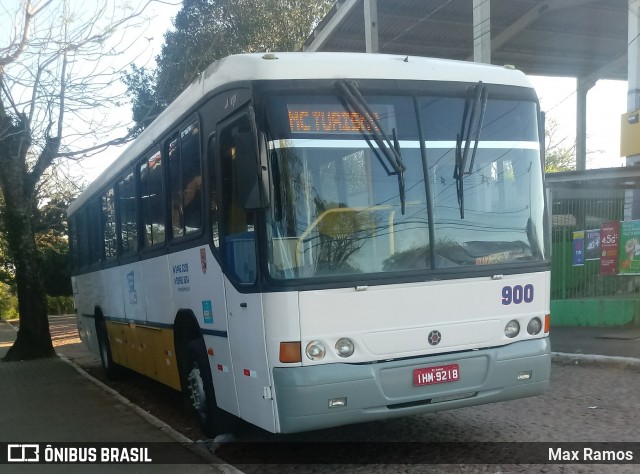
[
  {"xmin": 545, "ymin": 118, "xmax": 576, "ymax": 173},
  {"xmin": 0, "ymin": 282, "xmax": 18, "ymax": 320},
  {"xmin": 0, "ymin": 1, "xmax": 152, "ymax": 360},
  {"xmin": 124, "ymin": 0, "xmax": 333, "ymax": 133},
  {"xmin": 34, "ymin": 189, "xmax": 77, "ymax": 297}
]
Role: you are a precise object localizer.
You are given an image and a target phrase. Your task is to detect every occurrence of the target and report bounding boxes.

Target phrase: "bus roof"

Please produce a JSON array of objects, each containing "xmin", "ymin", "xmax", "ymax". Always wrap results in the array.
[{"xmin": 68, "ymin": 52, "xmax": 534, "ymax": 215}]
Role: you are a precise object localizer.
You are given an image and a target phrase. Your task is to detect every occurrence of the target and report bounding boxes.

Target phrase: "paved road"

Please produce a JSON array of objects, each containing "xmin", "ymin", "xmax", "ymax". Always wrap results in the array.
[
  {"xmin": 48, "ymin": 315, "xmax": 640, "ymax": 473},
  {"xmin": 220, "ymin": 361, "xmax": 640, "ymax": 473},
  {"xmin": 230, "ymin": 360, "xmax": 640, "ymax": 442}
]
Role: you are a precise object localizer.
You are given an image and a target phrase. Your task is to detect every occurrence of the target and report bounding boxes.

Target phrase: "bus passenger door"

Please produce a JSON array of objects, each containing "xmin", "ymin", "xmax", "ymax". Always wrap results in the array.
[{"xmin": 219, "ymin": 111, "xmax": 275, "ymax": 432}]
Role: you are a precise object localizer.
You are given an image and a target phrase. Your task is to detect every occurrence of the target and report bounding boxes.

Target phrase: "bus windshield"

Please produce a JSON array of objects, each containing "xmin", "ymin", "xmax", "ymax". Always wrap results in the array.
[{"xmin": 263, "ymin": 89, "xmax": 545, "ymax": 281}]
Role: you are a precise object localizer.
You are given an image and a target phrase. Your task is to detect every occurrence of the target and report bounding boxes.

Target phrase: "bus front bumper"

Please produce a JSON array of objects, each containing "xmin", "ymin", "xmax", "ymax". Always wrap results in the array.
[{"xmin": 272, "ymin": 337, "xmax": 550, "ymax": 433}]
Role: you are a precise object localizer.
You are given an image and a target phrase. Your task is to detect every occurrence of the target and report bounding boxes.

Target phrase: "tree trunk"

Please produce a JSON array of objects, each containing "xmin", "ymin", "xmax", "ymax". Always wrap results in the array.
[
  {"xmin": 0, "ymin": 118, "xmax": 55, "ymax": 361},
  {"xmin": 2, "ymin": 197, "xmax": 55, "ymax": 360}
]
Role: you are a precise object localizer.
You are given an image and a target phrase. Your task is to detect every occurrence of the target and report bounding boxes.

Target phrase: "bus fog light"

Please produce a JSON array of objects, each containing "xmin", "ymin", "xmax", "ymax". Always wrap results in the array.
[
  {"xmin": 328, "ymin": 397, "xmax": 347, "ymax": 408},
  {"xmin": 527, "ymin": 317, "xmax": 542, "ymax": 335},
  {"xmin": 504, "ymin": 320, "xmax": 520, "ymax": 338},
  {"xmin": 335, "ymin": 338, "xmax": 355, "ymax": 358},
  {"xmin": 305, "ymin": 341, "xmax": 326, "ymax": 361}
]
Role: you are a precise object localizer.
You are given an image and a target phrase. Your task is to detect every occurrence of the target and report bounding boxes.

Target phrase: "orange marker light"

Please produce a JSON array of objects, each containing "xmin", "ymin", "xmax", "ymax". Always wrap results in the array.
[
  {"xmin": 544, "ymin": 314, "xmax": 551, "ymax": 334},
  {"xmin": 207, "ymin": 347, "xmax": 214, "ymax": 356},
  {"xmin": 279, "ymin": 341, "xmax": 302, "ymax": 363}
]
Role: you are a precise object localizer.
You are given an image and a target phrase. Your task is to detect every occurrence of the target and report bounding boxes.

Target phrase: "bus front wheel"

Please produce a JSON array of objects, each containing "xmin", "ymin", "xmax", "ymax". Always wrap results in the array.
[{"xmin": 185, "ymin": 338, "xmax": 236, "ymax": 438}]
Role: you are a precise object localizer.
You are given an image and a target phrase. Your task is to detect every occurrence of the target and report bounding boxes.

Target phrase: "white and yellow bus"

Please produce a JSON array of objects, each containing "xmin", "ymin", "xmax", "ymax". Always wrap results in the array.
[{"xmin": 68, "ymin": 52, "xmax": 551, "ymax": 436}]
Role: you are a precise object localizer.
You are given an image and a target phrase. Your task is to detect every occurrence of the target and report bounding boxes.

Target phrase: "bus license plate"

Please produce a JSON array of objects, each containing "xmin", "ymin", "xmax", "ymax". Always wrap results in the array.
[{"xmin": 413, "ymin": 364, "xmax": 460, "ymax": 386}]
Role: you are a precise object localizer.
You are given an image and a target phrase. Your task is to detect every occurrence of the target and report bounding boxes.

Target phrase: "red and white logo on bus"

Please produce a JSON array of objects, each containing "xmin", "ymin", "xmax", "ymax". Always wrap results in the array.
[{"xmin": 200, "ymin": 248, "xmax": 207, "ymax": 274}]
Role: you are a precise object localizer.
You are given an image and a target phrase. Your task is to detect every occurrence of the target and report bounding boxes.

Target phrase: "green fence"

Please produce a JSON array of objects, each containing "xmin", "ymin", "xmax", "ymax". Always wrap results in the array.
[{"xmin": 549, "ymin": 180, "xmax": 640, "ymax": 326}]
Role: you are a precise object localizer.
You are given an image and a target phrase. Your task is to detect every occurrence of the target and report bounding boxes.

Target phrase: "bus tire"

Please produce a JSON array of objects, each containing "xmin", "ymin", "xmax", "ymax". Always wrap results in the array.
[
  {"xmin": 185, "ymin": 338, "xmax": 236, "ymax": 437},
  {"xmin": 96, "ymin": 318, "xmax": 123, "ymax": 380}
]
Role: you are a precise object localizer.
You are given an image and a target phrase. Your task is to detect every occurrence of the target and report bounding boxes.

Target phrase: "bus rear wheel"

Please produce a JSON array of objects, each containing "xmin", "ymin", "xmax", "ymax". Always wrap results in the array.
[
  {"xmin": 96, "ymin": 318, "xmax": 123, "ymax": 380},
  {"xmin": 185, "ymin": 338, "xmax": 236, "ymax": 438}
]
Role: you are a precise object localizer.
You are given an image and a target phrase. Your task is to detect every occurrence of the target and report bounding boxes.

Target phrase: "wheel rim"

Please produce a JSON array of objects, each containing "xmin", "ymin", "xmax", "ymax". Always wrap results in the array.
[{"xmin": 187, "ymin": 364, "xmax": 207, "ymax": 419}]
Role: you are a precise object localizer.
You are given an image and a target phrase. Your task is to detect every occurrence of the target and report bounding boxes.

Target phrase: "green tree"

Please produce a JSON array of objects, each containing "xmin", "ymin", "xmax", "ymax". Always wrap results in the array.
[
  {"xmin": 124, "ymin": 0, "xmax": 333, "ymax": 132},
  {"xmin": 34, "ymin": 175, "xmax": 84, "ymax": 297},
  {"xmin": 0, "ymin": 191, "xmax": 17, "ymax": 319},
  {"xmin": 0, "ymin": 1, "xmax": 153, "ymax": 361},
  {"xmin": 0, "ymin": 192, "xmax": 12, "ymax": 287},
  {"xmin": 0, "ymin": 174, "xmax": 78, "ymax": 319},
  {"xmin": 544, "ymin": 118, "xmax": 576, "ymax": 173}
]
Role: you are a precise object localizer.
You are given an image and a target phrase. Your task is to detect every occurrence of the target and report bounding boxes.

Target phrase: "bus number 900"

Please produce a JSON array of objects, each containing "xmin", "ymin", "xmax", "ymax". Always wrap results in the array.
[{"xmin": 501, "ymin": 284, "xmax": 534, "ymax": 305}]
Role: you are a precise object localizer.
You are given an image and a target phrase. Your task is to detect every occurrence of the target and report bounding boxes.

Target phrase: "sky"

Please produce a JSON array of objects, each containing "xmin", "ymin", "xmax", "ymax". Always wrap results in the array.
[
  {"xmin": 67, "ymin": 2, "xmax": 629, "ymax": 181},
  {"xmin": 530, "ymin": 76, "xmax": 628, "ymax": 169},
  {"xmin": 68, "ymin": 1, "xmax": 180, "ymax": 184}
]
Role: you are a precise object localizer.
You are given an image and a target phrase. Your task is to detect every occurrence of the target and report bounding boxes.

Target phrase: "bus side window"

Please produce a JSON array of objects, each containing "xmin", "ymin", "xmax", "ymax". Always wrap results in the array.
[
  {"xmin": 140, "ymin": 149, "xmax": 165, "ymax": 247},
  {"xmin": 168, "ymin": 134, "xmax": 182, "ymax": 237},
  {"xmin": 117, "ymin": 169, "xmax": 138, "ymax": 255},
  {"xmin": 102, "ymin": 187, "xmax": 117, "ymax": 260},
  {"xmin": 87, "ymin": 199, "xmax": 103, "ymax": 265},
  {"xmin": 68, "ymin": 216, "xmax": 79, "ymax": 272},
  {"xmin": 219, "ymin": 114, "xmax": 257, "ymax": 284},
  {"xmin": 169, "ymin": 120, "xmax": 203, "ymax": 239},
  {"xmin": 76, "ymin": 209, "xmax": 89, "ymax": 268}
]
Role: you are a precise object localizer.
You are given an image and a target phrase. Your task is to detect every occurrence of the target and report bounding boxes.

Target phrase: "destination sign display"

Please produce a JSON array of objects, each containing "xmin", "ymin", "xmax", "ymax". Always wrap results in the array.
[{"xmin": 287, "ymin": 104, "xmax": 395, "ymax": 135}]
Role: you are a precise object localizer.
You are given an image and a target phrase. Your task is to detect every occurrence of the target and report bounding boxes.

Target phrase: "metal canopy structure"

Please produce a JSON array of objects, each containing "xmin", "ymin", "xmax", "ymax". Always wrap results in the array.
[
  {"xmin": 304, "ymin": 0, "xmax": 635, "ymax": 171},
  {"xmin": 304, "ymin": 0, "xmax": 628, "ymax": 81}
]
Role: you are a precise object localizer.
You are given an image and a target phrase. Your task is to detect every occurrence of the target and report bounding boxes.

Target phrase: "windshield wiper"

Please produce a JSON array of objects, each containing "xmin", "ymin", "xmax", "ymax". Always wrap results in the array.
[
  {"xmin": 335, "ymin": 79, "xmax": 407, "ymax": 214},
  {"xmin": 454, "ymin": 82, "xmax": 488, "ymax": 219}
]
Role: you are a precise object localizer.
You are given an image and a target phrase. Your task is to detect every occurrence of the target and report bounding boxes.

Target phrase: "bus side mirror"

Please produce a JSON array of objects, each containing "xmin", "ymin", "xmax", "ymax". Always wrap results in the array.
[{"xmin": 234, "ymin": 130, "xmax": 270, "ymax": 210}]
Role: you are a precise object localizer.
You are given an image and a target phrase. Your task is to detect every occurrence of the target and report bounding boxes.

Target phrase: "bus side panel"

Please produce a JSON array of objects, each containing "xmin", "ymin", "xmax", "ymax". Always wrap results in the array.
[
  {"xmin": 73, "ymin": 273, "xmax": 99, "ymax": 355},
  {"xmin": 141, "ymin": 255, "xmax": 172, "ymax": 325},
  {"xmin": 262, "ymin": 291, "xmax": 302, "ymax": 434},
  {"xmin": 139, "ymin": 255, "xmax": 182, "ymax": 389},
  {"xmin": 105, "ymin": 262, "xmax": 147, "ymax": 372},
  {"xmin": 106, "ymin": 319, "xmax": 135, "ymax": 369},
  {"xmin": 74, "ymin": 268, "xmax": 113, "ymax": 355},
  {"xmin": 120, "ymin": 262, "xmax": 146, "ymax": 323},
  {"xmin": 225, "ymin": 279, "xmax": 275, "ymax": 432},
  {"xmin": 137, "ymin": 325, "xmax": 182, "ymax": 390},
  {"xmin": 103, "ymin": 266, "xmax": 125, "ymax": 321},
  {"xmin": 168, "ymin": 246, "xmax": 240, "ymax": 417}
]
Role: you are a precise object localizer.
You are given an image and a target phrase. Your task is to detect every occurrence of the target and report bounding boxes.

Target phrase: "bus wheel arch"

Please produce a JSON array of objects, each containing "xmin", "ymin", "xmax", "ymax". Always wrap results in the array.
[
  {"xmin": 173, "ymin": 310, "xmax": 237, "ymax": 437},
  {"xmin": 94, "ymin": 308, "xmax": 122, "ymax": 379}
]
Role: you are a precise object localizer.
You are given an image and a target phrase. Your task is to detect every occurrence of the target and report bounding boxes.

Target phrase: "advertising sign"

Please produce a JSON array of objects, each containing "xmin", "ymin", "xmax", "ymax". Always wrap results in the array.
[
  {"xmin": 585, "ymin": 229, "xmax": 600, "ymax": 261},
  {"xmin": 572, "ymin": 231, "xmax": 584, "ymax": 266},
  {"xmin": 619, "ymin": 220, "xmax": 640, "ymax": 275},
  {"xmin": 600, "ymin": 222, "xmax": 619, "ymax": 276}
]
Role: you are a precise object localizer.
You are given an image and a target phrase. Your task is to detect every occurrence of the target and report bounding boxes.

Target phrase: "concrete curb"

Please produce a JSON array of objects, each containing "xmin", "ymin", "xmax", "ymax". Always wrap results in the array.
[
  {"xmin": 552, "ymin": 351, "xmax": 640, "ymax": 369},
  {"xmin": 55, "ymin": 353, "xmax": 243, "ymax": 473},
  {"xmin": 56, "ymin": 353, "xmax": 192, "ymax": 444}
]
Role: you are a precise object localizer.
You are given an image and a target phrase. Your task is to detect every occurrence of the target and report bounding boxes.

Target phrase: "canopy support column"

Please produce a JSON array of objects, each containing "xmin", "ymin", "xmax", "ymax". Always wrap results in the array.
[
  {"xmin": 473, "ymin": 0, "xmax": 491, "ymax": 63},
  {"xmin": 576, "ymin": 77, "xmax": 595, "ymax": 171},
  {"xmin": 626, "ymin": 0, "xmax": 640, "ymax": 218},
  {"xmin": 364, "ymin": 0, "xmax": 379, "ymax": 53}
]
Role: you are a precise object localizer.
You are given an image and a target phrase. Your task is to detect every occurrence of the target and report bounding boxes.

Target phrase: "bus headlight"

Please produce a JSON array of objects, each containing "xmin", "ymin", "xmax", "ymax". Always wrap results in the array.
[
  {"xmin": 504, "ymin": 320, "xmax": 520, "ymax": 338},
  {"xmin": 527, "ymin": 317, "xmax": 542, "ymax": 335},
  {"xmin": 335, "ymin": 338, "xmax": 355, "ymax": 358},
  {"xmin": 305, "ymin": 340, "xmax": 326, "ymax": 361}
]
